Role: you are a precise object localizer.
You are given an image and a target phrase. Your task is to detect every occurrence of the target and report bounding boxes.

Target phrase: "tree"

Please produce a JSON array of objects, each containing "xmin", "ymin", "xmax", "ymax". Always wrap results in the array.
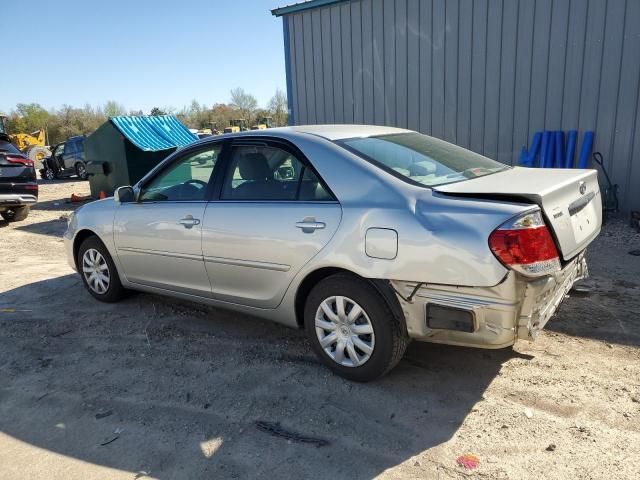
[
  {"xmin": 150, "ymin": 107, "xmax": 167, "ymax": 116},
  {"xmin": 103, "ymin": 100, "xmax": 127, "ymax": 117},
  {"xmin": 230, "ymin": 87, "xmax": 258, "ymax": 123},
  {"xmin": 268, "ymin": 89, "xmax": 288, "ymax": 126},
  {"xmin": 5, "ymin": 103, "xmax": 50, "ymax": 135}
]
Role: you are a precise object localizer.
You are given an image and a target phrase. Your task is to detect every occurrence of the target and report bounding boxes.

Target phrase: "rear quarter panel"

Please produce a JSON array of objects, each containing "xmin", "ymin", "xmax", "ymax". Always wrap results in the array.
[{"xmin": 287, "ymin": 133, "xmax": 533, "ymax": 289}]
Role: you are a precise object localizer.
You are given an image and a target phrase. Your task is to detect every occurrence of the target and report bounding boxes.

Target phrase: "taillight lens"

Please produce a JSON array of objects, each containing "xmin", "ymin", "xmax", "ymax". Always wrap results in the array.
[
  {"xmin": 489, "ymin": 210, "xmax": 560, "ymax": 277},
  {"xmin": 6, "ymin": 155, "xmax": 34, "ymax": 167}
]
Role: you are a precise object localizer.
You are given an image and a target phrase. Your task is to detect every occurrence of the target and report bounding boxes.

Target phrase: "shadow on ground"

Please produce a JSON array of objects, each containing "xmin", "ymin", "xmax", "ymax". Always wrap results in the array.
[
  {"xmin": 0, "ymin": 274, "xmax": 521, "ymax": 479},
  {"xmin": 15, "ymin": 218, "xmax": 69, "ymax": 237}
]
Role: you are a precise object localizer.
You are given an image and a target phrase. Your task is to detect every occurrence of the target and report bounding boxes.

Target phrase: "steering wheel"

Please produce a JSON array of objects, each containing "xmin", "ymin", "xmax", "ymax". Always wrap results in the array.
[
  {"xmin": 183, "ymin": 179, "xmax": 208, "ymax": 189},
  {"xmin": 179, "ymin": 179, "xmax": 208, "ymax": 200}
]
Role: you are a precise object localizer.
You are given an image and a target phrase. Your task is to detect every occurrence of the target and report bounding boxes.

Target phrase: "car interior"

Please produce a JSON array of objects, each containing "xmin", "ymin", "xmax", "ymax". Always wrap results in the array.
[
  {"xmin": 139, "ymin": 144, "xmax": 333, "ymax": 203},
  {"xmin": 223, "ymin": 145, "xmax": 333, "ymax": 201}
]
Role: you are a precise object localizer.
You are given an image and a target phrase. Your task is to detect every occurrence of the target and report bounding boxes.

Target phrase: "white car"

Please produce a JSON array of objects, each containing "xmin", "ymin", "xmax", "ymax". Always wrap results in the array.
[{"xmin": 65, "ymin": 125, "xmax": 601, "ymax": 381}]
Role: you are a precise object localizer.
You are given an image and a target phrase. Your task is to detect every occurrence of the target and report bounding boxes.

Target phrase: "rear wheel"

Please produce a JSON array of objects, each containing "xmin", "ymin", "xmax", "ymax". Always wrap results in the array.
[
  {"xmin": 304, "ymin": 273, "xmax": 408, "ymax": 381},
  {"xmin": 1, "ymin": 206, "xmax": 30, "ymax": 222},
  {"xmin": 76, "ymin": 162, "xmax": 88, "ymax": 180},
  {"xmin": 77, "ymin": 236, "xmax": 126, "ymax": 302}
]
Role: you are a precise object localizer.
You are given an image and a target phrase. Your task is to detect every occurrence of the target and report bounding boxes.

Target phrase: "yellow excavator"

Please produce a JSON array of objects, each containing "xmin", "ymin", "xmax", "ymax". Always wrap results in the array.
[
  {"xmin": 223, "ymin": 118, "xmax": 248, "ymax": 134},
  {"xmin": 0, "ymin": 115, "xmax": 51, "ymax": 165},
  {"xmin": 251, "ymin": 116, "xmax": 274, "ymax": 130}
]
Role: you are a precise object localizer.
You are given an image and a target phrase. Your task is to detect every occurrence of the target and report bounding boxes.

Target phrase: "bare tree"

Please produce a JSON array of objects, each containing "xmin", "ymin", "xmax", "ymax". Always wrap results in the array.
[
  {"xmin": 103, "ymin": 100, "xmax": 127, "ymax": 117},
  {"xmin": 230, "ymin": 87, "xmax": 258, "ymax": 123},
  {"xmin": 268, "ymin": 89, "xmax": 288, "ymax": 126}
]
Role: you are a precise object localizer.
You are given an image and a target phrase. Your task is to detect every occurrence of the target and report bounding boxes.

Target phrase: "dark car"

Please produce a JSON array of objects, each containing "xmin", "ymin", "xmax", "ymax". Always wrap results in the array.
[
  {"xmin": 0, "ymin": 134, "xmax": 38, "ymax": 222},
  {"xmin": 41, "ymin": 136, "xmax": 87, "ymax": 180}
]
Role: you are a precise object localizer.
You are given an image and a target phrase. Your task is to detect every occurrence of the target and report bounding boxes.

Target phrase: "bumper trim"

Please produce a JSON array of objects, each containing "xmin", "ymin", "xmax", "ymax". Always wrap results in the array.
[
  {"xmin": 391, "ymin": 252, "xmax": 588, "ymax": 349},
  {"xmin": 0, "ymin": 193, "xmax": 37, "ymax": 205}
]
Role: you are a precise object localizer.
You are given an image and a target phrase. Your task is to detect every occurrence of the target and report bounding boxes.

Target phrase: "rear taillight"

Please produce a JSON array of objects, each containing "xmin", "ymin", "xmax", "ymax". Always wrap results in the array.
[
  {"xmin": 5, "ymin": 155, "xmax": 34, "ymax": 167},
  {"xmin": 489, "ymin": 210, "xmax": 560, "ymax": 277}
]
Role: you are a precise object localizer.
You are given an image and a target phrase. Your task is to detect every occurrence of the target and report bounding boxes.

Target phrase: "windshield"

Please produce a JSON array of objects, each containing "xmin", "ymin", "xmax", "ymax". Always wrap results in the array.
[
  {"xmin": 0, "ymin": 141, "xmax": 21, "ymax": 155},
  {"xmin": 338, "ymin": 132, "xmax": 510, "ymax": 187}
]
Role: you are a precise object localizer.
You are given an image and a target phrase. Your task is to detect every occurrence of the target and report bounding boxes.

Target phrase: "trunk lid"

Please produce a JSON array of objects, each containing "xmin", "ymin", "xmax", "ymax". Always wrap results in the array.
[{"xmin": 434, "ymin": 167, "xmax": 602, "ymax": 261}]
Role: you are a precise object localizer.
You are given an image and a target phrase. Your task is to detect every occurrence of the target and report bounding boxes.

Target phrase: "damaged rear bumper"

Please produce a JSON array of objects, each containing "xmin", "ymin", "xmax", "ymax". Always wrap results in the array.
[{"xmin": 391, "ymin": 252, "xmax": 588, "ymax": 349}]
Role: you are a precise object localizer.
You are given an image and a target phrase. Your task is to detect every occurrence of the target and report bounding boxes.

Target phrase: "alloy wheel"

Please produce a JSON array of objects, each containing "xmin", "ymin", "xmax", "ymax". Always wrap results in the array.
[
  {"xmin": 82, "ymin": 248, "xmax": 110, "ymax": 294},
  {"xmin": 315, "ymin": 296, "xmax": 375, "ymax": 367}
]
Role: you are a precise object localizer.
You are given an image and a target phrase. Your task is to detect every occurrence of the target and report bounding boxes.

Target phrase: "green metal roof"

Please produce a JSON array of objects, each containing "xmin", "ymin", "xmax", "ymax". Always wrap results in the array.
[
  {"xmin": 271, "ymin": 0, "xmax": 347, "ymax": 16},
  {"xmin": 110, "ymin": 115, "xmax": 197, "ymax": 152}
]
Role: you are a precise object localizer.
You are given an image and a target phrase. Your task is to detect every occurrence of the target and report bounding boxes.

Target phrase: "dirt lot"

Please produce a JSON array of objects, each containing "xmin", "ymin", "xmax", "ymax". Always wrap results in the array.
[{"xmin": 1, "ymin": 180, "xmax": 639, "ymax": 480}]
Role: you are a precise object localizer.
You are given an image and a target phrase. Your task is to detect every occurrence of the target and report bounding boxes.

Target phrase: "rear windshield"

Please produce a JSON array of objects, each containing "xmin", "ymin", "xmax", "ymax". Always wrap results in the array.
[
  {"xmin": 0, "ymin": 141, "xmax": 21, "ymax": 155},
  {"xmin": 338, "ymin": 132, "xmax": 509, "ymax": 187}
]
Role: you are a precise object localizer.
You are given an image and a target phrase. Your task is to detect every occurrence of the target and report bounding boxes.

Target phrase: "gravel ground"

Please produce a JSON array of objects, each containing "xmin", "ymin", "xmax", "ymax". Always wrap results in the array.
[{"xmin": 1, "ymin": 180, "xmax": 639, "ymax": 480}]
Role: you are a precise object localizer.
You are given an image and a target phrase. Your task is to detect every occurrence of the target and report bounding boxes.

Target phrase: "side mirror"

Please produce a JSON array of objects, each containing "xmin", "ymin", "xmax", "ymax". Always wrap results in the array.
[{"xmin": 114, "ymin": 186, "xmax": 135, "ymax": 203}]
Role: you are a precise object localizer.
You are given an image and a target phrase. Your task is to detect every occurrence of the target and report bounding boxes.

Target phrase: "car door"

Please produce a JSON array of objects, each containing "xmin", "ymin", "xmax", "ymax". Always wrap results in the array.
[
  {"xmin": 62, "ymin": 140, "xmax": 76, "ymax": 171},
  {"xmin": 202, "ymin": 139, "xmax": 342, "ymax": 308},
  {"xmin": 113, "ymin": 144, "xmax": 224, "ymax": 296}
]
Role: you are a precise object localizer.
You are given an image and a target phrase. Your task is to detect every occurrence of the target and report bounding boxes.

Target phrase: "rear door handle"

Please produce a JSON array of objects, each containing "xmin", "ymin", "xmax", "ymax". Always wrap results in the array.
[
  {"xmin": 178, "ymin": 215, "xmax": 201, "ymax": 228},
  {"xmin": 296, "ymin": 217, "xmax": 326, "ymax": 233}
]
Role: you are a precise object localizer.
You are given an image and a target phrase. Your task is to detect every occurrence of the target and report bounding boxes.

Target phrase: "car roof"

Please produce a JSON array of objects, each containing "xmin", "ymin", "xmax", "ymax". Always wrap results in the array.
[{"xmin": 223, "ymin": 124, "xmax": 413, "ymax": 141}]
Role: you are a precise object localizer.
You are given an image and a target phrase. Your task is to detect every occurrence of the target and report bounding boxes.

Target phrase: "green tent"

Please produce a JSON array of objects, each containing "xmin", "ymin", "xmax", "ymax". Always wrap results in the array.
[{"xmin": 85, "ymin": 115, "xmax": 197, "ymax": 197}]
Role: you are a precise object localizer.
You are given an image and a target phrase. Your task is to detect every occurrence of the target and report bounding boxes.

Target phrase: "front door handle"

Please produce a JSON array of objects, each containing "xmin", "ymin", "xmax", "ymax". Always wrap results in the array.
[
  {"xmin": 178, "ymin": 215, "xmax": 201, "ymax": 229},
  {"xmin": 296, "ymin": 217, "xmax": 326, "ymax": 233}
]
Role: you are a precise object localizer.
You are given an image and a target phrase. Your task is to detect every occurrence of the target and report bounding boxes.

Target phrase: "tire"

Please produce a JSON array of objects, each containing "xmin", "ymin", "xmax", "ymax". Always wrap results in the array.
[
  {"xmin": 77, "ymin": 236, "xmax": 126, "ymax": 302},
  {"xmin": 41, "ymin": 167, "xmax": 56, "ymax": 180},
  {"xmin": 25, "ymin": 146, "xmax": 51, "ymax": 170},
  {"xmin": 304, "ymin": 273, "xmax": 409, "ymax": 382},
  {"xmin": 76, "ymin": 162, "xmax": 88, "ymax": 180},
  {"xmin": 1, "ymin": 206, "xmax": 30, "ymax": 222}
]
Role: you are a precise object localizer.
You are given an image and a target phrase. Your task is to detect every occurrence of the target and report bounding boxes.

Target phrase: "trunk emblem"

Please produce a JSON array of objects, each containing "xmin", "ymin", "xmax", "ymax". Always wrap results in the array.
[{"xmin": 578, "ymin": 181, "xmax": 587, "ymax": 195}]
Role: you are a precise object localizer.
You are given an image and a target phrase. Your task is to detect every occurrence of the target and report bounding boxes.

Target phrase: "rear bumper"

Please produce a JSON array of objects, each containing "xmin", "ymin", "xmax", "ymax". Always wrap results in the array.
[
  {"xmin": 0, "ymin": 193, "xmax": 37, "ymax": 207},
  {"xmin": 392, "ymin": 252, "xmax": 588, "ymax": 349}
]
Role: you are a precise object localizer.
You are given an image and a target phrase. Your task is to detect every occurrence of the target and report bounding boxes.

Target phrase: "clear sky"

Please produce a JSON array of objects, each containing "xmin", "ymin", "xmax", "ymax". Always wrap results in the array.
[{"xmin": 1, "ymin": 0, "xmax": 287, "ymax": 113}]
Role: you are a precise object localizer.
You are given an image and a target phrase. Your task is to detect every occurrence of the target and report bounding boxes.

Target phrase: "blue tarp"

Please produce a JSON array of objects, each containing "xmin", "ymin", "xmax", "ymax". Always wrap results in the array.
[{"xmin": 110, "ymin": 115, "xmax": 197, "ymax": 152}]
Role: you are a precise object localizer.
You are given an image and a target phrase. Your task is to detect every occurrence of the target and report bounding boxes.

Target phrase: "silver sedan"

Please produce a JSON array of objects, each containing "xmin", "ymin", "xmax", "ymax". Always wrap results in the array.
[{"xmin": 65, "ymin": 125, "xmax": 601, "ymax": 381}]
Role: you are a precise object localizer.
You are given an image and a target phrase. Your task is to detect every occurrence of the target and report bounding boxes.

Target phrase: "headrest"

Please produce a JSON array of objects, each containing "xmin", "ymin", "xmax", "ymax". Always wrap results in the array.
[
  {"xmin": 238, "ymin": 153, "xmax": 271, "ymax": 181},
  {"xmin": 409, "ymin": 160, "xmax": 436, "ymax": 176}
]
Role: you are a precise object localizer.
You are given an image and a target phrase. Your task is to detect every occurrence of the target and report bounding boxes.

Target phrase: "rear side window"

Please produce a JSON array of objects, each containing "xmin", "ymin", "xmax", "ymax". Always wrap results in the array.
[
  {"xmin": 65, "ymin": 140, "xmax": 78, "ymax": 155},
  {"xmin": 339, "ymin": 132, "xmax": 509, "ymax": 187},
  {"xmin": 221, "ymin": 145, "xmax": 333, "ymax": 201}
]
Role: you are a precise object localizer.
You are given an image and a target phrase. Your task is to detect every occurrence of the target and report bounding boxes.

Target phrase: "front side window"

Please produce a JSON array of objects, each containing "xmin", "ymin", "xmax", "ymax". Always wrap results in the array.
[
  {"xmin": 338, "ymin": 132, "xmax": 510, "ymax": 187},
  {"xmin": 140, "ymin": 145, "xmax": 221, "ymax": 202},
  {"xmin": 221, "ymin": 144, "xmax": 332, "ymax": 201},
  {"xmin": 54, "ymin": 144, "xmax": 65, "ymax": 159}
]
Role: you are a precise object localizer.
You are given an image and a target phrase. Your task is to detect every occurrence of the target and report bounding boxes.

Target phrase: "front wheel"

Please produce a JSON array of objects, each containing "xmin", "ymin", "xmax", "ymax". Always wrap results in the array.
[
  {"xmin": 41, "ymin": 167, "xmax": 56, "ymax": 180},
  {"xmin": 77, "ymin": 236, "xmax": 126, "ymax": 302},
  {"xmin": 76, "ymin": 163, "xmax": 88, "ymax": 180},
  {"xmin": 304, "ymin": 274, "xmax": 408, "ymax": 382}
]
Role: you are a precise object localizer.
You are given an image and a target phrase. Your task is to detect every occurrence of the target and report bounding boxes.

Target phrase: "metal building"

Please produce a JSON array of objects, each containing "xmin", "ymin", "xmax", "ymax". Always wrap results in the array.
[{"xmin": 272, "ymin": 0, "xmax": 640, "ymax": 212}]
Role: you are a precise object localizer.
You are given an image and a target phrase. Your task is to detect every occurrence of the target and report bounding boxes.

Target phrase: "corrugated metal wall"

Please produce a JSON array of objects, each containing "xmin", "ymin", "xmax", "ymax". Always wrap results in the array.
[{"xmin": 282, "ymin": 0, "xmax": 640, "ymax": 212}]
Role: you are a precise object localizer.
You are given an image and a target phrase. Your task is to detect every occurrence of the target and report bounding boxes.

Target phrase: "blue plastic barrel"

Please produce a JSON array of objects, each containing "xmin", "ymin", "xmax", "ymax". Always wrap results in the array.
[
  {"xmin": 554, "ymin": 131, "xmax": 564, "ymax": 168},
  {"xmin": 565, "ymin": 130, "xmax": 577, "ymax": 168},
  {"xmin": 577, "ymin": 131, "xmax": 594, "ymax": 168}
]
